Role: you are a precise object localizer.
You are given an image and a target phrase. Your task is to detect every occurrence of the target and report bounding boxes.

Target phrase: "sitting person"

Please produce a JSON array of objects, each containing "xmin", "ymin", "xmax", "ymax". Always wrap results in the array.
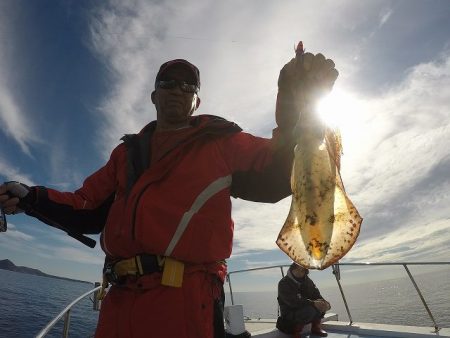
[{"xmin": 277, "ymin": 263, "xmax": 330, "ymax": 337}]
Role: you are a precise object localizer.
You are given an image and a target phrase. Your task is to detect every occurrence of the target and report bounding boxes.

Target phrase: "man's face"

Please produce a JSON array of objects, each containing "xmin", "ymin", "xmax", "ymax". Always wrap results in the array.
[
  {"xmin": 291, "ymin": 265, "xmax": 309, "ymax": 279},
  {"xmin": 152, "ymin": 65, "xmax": 199, "ymax": 130}
]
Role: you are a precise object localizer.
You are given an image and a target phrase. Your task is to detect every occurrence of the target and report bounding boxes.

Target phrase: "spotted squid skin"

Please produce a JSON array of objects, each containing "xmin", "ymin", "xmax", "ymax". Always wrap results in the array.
[{"xmin": 276, "ymin": 129, "xmax": 362, "ymax": 270}]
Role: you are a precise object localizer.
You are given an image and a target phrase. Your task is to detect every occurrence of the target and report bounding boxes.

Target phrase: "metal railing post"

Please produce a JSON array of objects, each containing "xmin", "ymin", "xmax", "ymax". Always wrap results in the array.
[
  {"xmin": 403, "ymin": 264, "xmax": 440, "ymax": 332},
  {"xmin": 332, "ymin": 264, "xmax": 353, "ymax": 324},
  {"xmin": 277, "ymin": 266, "xmax": 285, "ymax": 317},
  {"xmin": 36, "ymin": 284, "xmax": 102, "ymax": 338},
  {"xmin": 92, "ymin": 282, "xmax": 101, "ymax": 311},
  {"xmin": 62, "ymin": 310, "xmax": 71, "ymax": 338},
  {"xmin": 227, "ymin": 274, "xmax": 235, "ymax": 305}
]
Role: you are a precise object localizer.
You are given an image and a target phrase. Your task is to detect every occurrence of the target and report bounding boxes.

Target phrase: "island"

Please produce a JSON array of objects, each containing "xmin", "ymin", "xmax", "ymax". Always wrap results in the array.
[{"xmin": 0, "ymin": 259, "xmax": 92, "ymax": 284}]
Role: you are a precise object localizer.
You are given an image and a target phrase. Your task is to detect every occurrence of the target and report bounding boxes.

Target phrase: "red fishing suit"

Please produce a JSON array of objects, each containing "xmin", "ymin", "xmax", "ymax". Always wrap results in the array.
[{"xmin": 25, "ymin": 115, "xmax": 294, "ymax": 338}]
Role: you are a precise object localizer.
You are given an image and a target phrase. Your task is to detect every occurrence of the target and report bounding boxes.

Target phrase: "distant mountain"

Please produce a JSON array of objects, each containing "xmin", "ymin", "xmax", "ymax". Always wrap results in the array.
[{"xmin": 0, "ymin": 259, "xmax": 91, "ymax": 284}]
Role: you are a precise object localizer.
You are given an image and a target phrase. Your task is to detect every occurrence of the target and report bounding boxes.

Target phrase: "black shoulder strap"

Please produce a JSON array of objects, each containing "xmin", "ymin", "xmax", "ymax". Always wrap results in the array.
[{"xmin": 121, "ymin": 122, "xmax": 156, "ymax": 196}]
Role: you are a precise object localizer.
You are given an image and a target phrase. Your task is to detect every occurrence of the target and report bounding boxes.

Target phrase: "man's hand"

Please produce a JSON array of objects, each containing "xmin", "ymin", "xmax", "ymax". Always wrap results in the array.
[
  {"xmin": 313, "ymin": 299, "xmax": 331, "ymax": 313},
  {"xmin": 0, "ymin": 182, "xmax": 30, "ymax": 215},
  {"xmin": 276, "ymin": 51, "xmax": 338, "ymax": 130},
  {"xmin": 281, "ymin": 52, "xmax": 338, "ymax": 110}
]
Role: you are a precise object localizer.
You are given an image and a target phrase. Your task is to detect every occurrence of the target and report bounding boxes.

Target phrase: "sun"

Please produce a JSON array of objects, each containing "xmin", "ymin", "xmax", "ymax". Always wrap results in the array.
[
  {"xmin": 317, "ymin": 88, "xmax": 358, "ymax": 129},
  {"xmin": 317, "ymin": 88, "xmax": 364, "ymax": 143}
]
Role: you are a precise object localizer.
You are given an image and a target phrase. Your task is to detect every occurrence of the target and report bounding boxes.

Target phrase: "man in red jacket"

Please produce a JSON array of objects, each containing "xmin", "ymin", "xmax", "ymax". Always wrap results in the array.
[{"xmin": 0, "ymin": 52, "xmax": 338, "ymax": 337}]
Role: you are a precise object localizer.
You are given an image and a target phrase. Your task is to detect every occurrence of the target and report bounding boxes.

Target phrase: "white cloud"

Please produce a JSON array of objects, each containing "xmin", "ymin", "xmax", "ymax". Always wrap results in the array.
[
  {"xmin": 0, "ymin": 222, "xmax": 34, "ymax": 242},
  {"xmin": 0, "ymin": 222, "xmax": 36, "ymax": 258},
  {"xmin": 0, "ymin": 219, "xmax": 103, "ymax": 271},
  {"xmin": 378, "ymin": 7, "xmax": 393, "ymax": 28},
  {"xmin": 88, "ymin": 0, "xmax": 177, "ymax": 158},
  {"xmin": 0, "ymin": 13, "xmax": 40, "ymax": 155},
  {"xmin": 50, "ymin": 246, "xmax": 104, "ymax": 265},
  {"xmin": 0, "ymin": 78, "xmax": 43, "ymax": 156},
  {"xmin": 29, "ymin": 239, "xmax": 104, "ymax": 266},
  {"xmin": 0, "ymin": 160, "xmax": 35, "ymax": 186},
  {"xmin": 346, "ymin": 54, "xmax": 450, "ymax": 208},
  {"xmin": 345, "ymin": 218, "xmax": 450, "ymax": 262},
  {"xmin": 231, "ymin": 198, "xmax": 291, "ymax": 255},
  {"xmin": 42, "ymin": 128, "xmax": 88, "ymax": 191}
]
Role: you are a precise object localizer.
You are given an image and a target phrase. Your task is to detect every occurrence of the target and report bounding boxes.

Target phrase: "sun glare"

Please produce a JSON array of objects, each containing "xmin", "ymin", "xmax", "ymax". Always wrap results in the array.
[{"xmin": 317, "ymin": 88, "xmax": 364, "ymax": 142}]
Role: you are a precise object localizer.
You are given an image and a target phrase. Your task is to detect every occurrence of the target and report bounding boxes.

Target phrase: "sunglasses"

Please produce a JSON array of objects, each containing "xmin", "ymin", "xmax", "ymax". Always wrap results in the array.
[{"xmin": 156, "ymin": 80, "xmax": 199, "ymax": 94}]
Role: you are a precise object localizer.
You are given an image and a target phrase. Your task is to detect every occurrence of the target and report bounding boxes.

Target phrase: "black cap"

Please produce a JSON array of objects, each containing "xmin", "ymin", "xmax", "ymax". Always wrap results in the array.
[
  {"xmin": 155, "ymin": 59, "xmax": 200, "ymax": 89},
  {"xmin": 290, "ymin": 262, "xmax": 307, "ymax": 270}
]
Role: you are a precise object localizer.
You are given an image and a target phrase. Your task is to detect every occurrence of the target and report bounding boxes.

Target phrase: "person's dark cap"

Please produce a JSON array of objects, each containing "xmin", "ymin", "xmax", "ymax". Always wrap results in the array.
[
  {"xmin": 290, "ymin": 262, "xmax": 306, "ymax": 270},
  {"xmin": 155, "ymin": 59, "xmax": 200, "ymax": 89}
]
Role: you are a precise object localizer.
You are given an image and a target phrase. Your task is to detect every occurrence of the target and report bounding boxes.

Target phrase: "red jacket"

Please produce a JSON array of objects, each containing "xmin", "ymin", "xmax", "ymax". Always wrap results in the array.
[
  {"xmin": 25, "ymin": 115, "xmax": 294, "ymax": 338},
  {"xmin": 27, "ymin": 115, "xmax": 293, "ymax": 264}
]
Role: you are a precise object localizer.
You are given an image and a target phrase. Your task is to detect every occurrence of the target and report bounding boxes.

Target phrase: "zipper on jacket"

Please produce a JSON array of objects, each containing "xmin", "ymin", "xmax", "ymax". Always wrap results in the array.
[
  {"xmin": 127, "ymin": 120, "xmax": 241, "ymax": 241},
  {"xmin": 130, "ymin": 182, "xmax": 152, "ymax": 240}
]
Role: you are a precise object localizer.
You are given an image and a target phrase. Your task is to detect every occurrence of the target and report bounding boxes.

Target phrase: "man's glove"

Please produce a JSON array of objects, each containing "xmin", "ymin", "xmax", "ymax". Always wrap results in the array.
[
  {"xmin": 0, "ymin": 182, "xmax": 31, "ymax": 214},
  {"xmin": 276, "ymin": 52, "xmax": 339, "ymax": 130}
]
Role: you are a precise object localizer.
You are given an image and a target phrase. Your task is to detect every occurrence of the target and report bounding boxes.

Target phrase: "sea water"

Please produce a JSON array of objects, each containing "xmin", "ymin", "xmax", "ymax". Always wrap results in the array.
[
  {"xmin": 0, "ymin": 267, "xmax": 449, "ymax": 337},
  {"xmin": 0, "ymin": 269, "xmax": 98, "ymax": 338}
]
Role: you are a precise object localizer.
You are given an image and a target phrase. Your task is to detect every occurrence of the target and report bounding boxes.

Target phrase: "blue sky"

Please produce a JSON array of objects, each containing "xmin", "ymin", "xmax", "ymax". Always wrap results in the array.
[{"xmin": 0, "ymin": 0, "xmax": 449, "ymax": 288}]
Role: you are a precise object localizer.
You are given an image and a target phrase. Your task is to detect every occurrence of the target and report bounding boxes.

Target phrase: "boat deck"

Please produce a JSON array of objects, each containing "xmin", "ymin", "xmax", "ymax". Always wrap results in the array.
[{"xmin": 245, "ymin": 314, "xmax": 450, "ymax": 338}]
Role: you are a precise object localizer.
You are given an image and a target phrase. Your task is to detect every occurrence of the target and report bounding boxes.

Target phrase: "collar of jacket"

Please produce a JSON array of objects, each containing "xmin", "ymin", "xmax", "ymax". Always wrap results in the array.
[
  {"xmin": 287, "ymin": 269, "xmax": 307, "ymax": 286},
  {"xmin": 137, "ymin": 114, "xmax": 242, "ymax": 136}
]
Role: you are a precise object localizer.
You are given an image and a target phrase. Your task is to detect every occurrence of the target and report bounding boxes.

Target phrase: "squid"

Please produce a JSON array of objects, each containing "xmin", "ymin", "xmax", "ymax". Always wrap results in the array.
[{"xmin": 276, "ymin": 124, "xmax": 362, "ymax": 270}]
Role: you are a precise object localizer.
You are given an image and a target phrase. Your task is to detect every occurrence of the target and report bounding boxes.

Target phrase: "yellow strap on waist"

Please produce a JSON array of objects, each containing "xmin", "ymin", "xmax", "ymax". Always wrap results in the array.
[
  {"xmin": 113, "ymin": 255, "xmax": 163, "ymax": 277},
  {"xmin": 114, "ymin": 257, "xmax": 140, "ymax": 276},
  {"xmin": 161, "ymin": 257, "xmax": 184, "ymax": 287},
  {"xmin": 135, "ymin": 256, "xmax": 144, "ymax": 275}
]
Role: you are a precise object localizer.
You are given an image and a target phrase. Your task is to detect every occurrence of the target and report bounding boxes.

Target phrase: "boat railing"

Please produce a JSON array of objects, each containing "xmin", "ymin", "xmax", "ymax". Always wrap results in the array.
[
  {"xmin": 36, "ymin": 283, "xmax": 102, "ymax": 338},
  {"xmin": 226, "ymin": 261, "xmax": 450, "ymax": 333}
]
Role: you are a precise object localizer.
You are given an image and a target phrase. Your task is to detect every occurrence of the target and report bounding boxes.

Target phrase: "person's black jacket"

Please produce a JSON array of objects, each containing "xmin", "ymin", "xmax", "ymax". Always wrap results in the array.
[{"xmin": 277, "ymin": 270, "xmax": 323, "ymax": 318}]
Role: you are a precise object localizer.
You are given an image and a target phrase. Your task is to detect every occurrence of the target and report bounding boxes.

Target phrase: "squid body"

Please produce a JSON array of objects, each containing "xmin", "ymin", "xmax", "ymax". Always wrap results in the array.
[{"xmin": 277, "ymin": 126, "xmax": 362, "ymax": 270}]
